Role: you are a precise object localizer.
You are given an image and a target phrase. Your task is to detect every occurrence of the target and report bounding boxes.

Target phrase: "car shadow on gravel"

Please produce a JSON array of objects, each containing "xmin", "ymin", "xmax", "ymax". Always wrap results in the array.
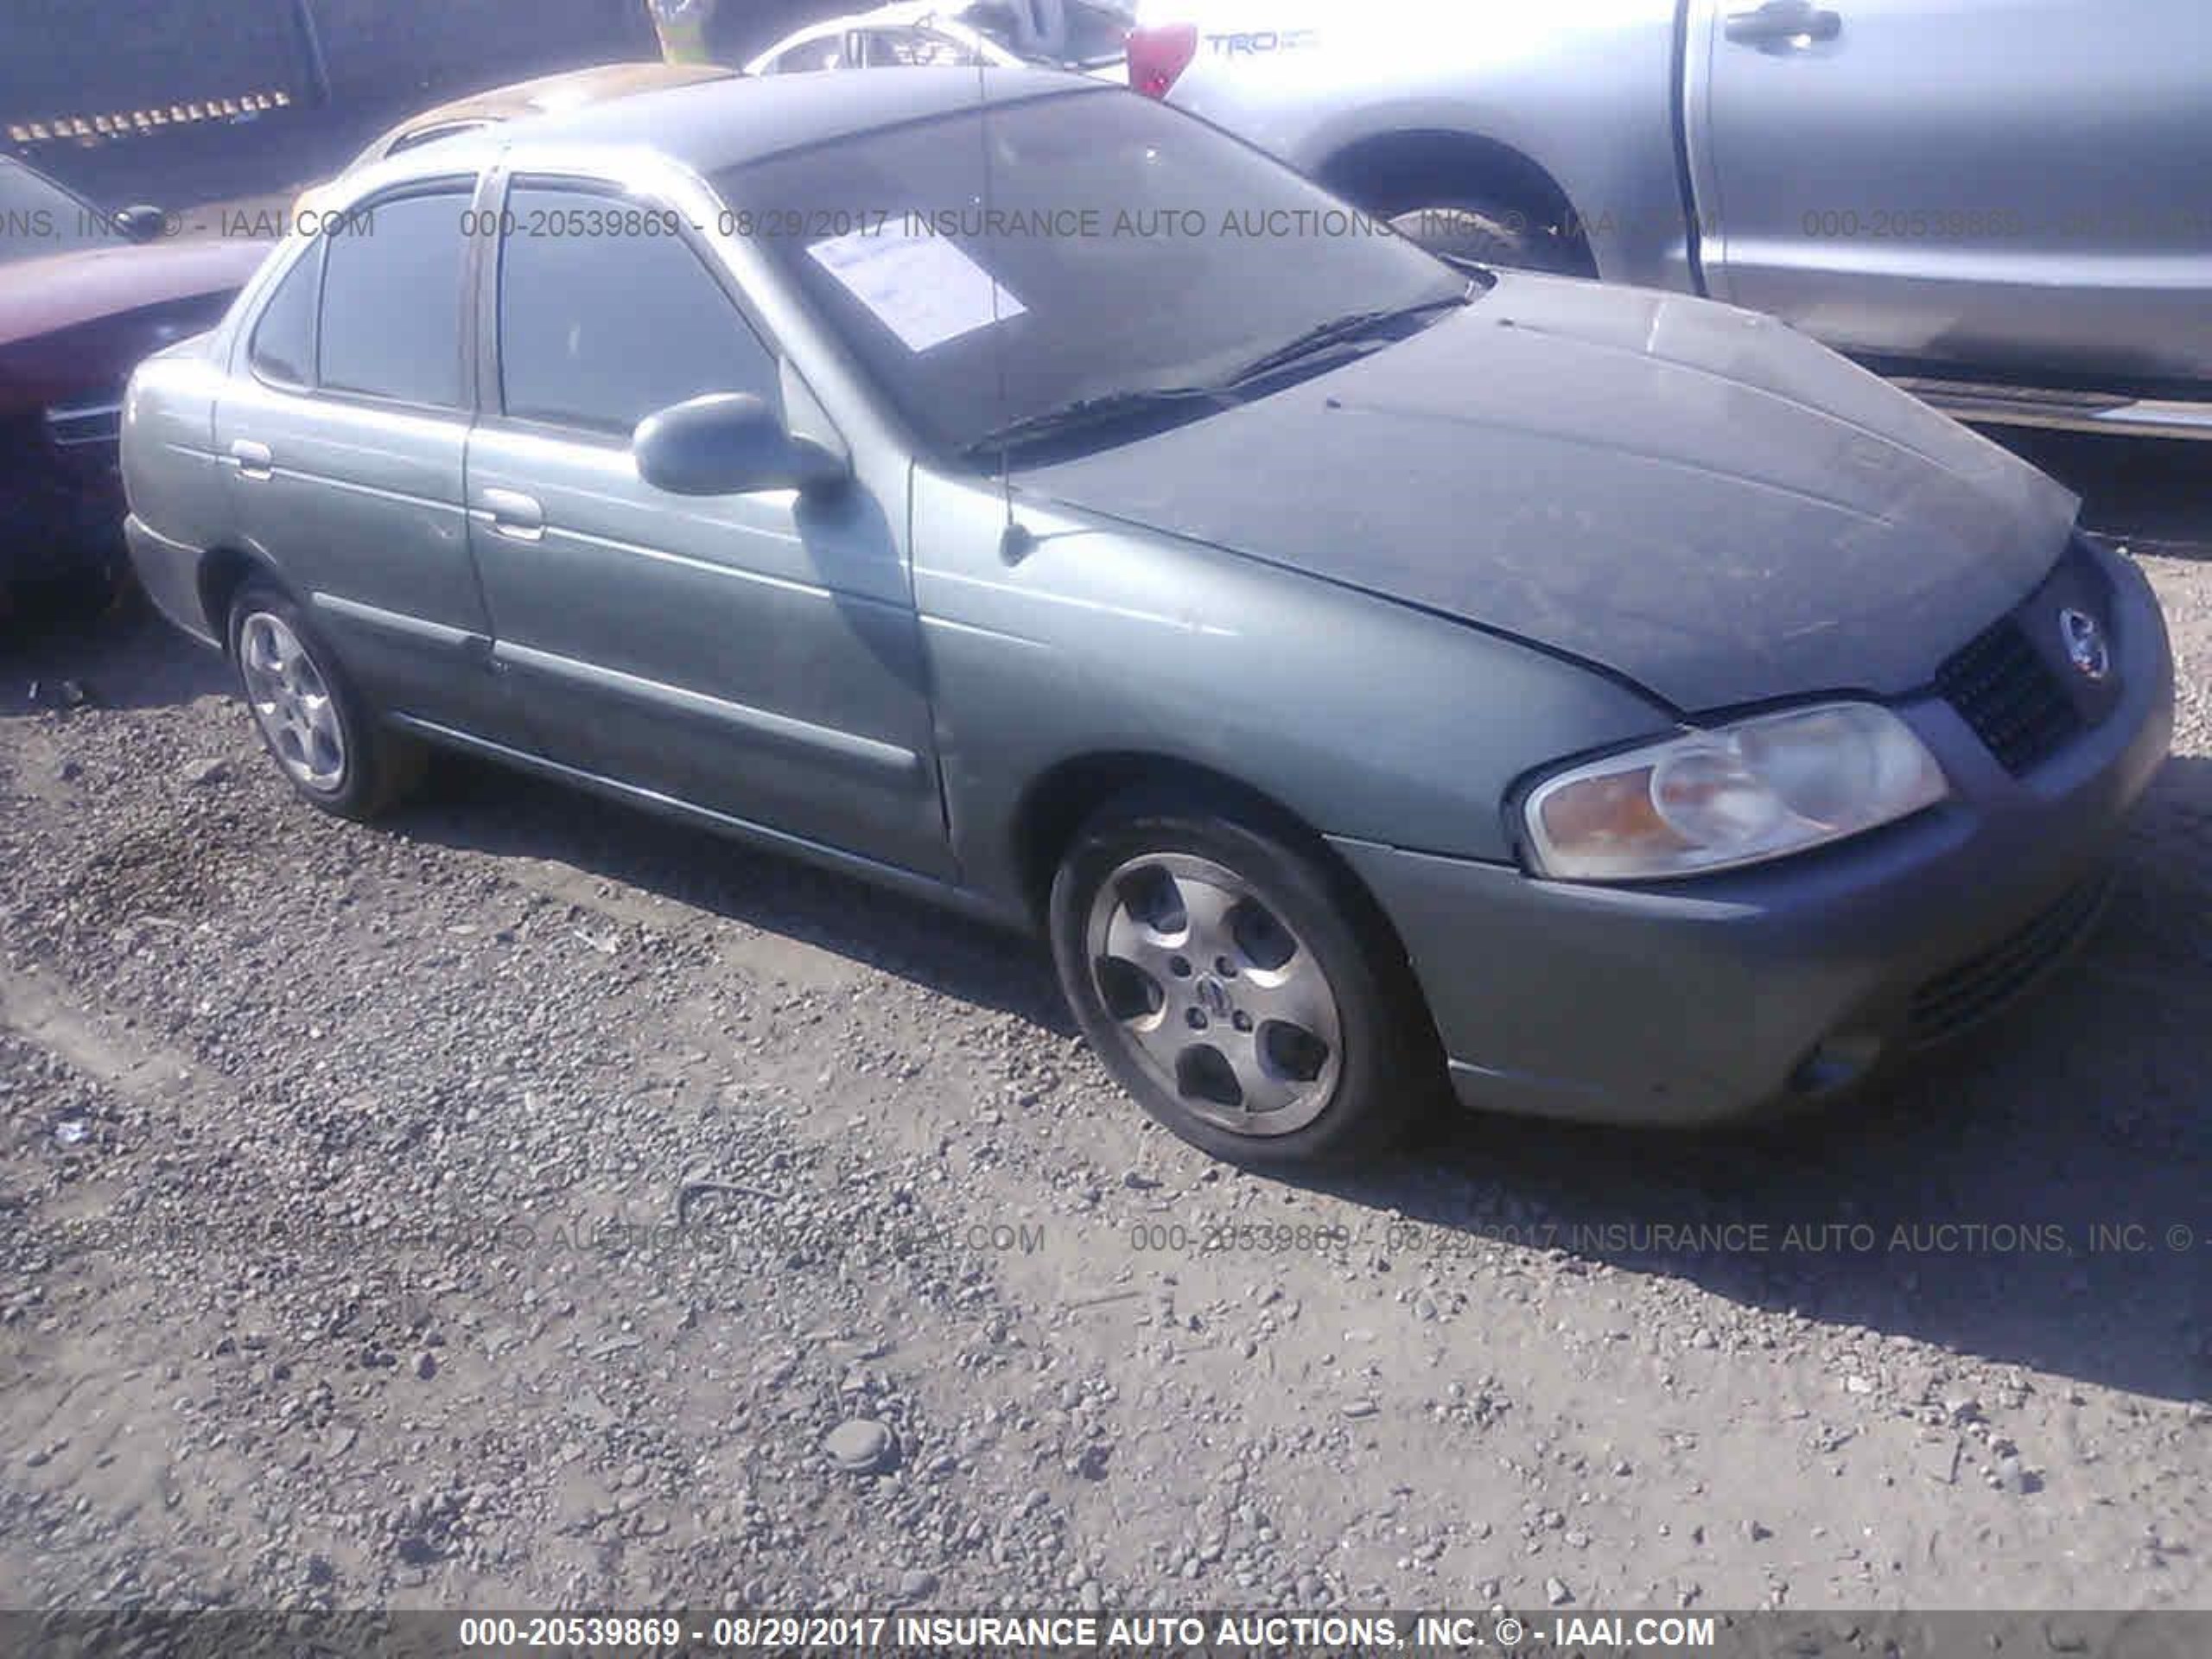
[
  {"xmin": 1321, "ymin": 753, "xmax": 2212, "ymax": 1405},
  {"xmin": 1, "ymin": 594, "xmax": 229, "ymax": 714},
  {"xmin": 393, "ymin": 753, "xmax": 1078, "ymax": 1036}
]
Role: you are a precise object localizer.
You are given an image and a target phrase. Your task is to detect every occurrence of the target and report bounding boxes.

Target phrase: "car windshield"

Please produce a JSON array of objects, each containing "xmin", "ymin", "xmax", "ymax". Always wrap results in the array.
[
  {"xmin": 0, "ymin": 158, "xmax": 108, "ymax": 264},
  {"xmin": 715, "ymin": 86, "xmax": 1468, "ymax": 461}
]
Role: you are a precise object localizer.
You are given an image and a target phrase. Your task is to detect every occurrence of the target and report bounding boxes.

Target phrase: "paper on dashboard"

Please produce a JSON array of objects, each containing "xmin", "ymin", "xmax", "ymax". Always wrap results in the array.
[{"xmin": 806, "ymin": 221, "xmax": 1027, "ymax": 353}]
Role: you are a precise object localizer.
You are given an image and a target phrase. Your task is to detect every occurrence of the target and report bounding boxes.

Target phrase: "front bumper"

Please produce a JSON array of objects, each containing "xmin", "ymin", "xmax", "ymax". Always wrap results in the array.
[{"xmin": 1334, "ymin": 539, "xmax": 2176, "ymax": 1127}]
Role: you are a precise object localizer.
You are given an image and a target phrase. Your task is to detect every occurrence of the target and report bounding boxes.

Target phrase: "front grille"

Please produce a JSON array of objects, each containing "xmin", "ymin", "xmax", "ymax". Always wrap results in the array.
[
  {"xmin": 1934, "ymin": 613, "xmax": 2082, "ymax": 775},
  {"xmin": 1908, "ymin": 877, "xmax": 2108, "ymax": 1048}
]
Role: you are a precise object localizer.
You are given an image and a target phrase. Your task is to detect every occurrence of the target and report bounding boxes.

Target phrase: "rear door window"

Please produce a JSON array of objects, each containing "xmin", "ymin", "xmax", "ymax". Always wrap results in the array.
[
  {"xmin": 317, "ymin": 188, "xmax": 470, "ymax": 408},
  {"xmin": 864, "ymin": 29, "xmax": 981, "ymax": 66},
  {"xmin": 770, "ymin": 34, "xmax": 848, "ymax": 73},
  {"xmin": 249, "ymin": 243, "xmax": 321, "ymax": 385}
]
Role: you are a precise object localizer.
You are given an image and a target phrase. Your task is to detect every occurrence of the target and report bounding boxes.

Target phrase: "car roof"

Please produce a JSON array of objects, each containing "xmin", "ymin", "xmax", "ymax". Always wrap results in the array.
[
  {"xmin": 499, "ymin": 63, "xmax": 1090, "ymax": 175},
  {"xmin": 395, "ymin": 60, "xmax": 739, "ymax": 132}
]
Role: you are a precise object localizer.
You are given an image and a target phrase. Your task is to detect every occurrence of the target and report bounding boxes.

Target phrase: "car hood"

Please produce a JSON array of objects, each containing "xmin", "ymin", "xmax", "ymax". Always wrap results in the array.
[
  {"xmin": 0, "ymin": 238, "xmax": 267, "ymax": 350},
  {"xmin": 1023, "ymin": 274, "xmax": 2080, "ymax": 712}
]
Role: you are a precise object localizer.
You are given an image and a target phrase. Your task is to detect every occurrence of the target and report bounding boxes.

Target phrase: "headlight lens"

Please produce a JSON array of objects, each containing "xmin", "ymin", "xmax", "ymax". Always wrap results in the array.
[{"xmin": 1523, "ymin": 702, "xmax": 1948, "ymax": 881}]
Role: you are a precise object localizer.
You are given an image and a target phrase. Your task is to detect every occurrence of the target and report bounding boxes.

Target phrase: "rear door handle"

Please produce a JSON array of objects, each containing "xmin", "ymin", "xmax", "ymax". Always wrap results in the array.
[
  {"xmin": 1726, "ymin": 0, "xmax": 1841, "ymax": 46},
  {"xmin": 476, "ymin": 487, "xmax": 544, "ymax": 542},
  {"xmin": 229, "ymin": 438, "xmax": 273, "ymax": 480}
]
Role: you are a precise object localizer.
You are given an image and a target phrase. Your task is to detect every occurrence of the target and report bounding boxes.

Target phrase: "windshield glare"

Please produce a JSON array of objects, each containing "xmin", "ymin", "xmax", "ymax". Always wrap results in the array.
[{"xmin": 715, "ymin": 87, "xmax": 1465, "ymax": 461}]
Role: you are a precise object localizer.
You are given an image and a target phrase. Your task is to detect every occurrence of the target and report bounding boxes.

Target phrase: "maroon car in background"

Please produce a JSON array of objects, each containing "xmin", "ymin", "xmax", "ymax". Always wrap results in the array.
[{"xmin": 2, "ymin": 155, "xmax": 268, "ymax": 623}]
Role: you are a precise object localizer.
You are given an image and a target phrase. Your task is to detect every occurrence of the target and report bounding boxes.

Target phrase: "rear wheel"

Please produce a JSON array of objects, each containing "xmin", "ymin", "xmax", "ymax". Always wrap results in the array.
[
  {"xmin": 1049, "ymin": 790, "xmax": 1437, "ymax": 1166},
  {"xmin": 227, "ymin": 582, "xmax": 423, "ymax": 818}
]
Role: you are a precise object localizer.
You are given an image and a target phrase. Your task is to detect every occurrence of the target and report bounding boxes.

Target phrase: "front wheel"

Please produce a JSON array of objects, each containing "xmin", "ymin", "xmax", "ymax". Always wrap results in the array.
[{"xmin": 1048, "ymin": 791, "xmax": 1437, "ymax": 1166}]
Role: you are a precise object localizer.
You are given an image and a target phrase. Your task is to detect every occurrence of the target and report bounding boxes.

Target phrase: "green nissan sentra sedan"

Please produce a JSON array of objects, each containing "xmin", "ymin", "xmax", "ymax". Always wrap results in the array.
[{"xmin": 120, "ymin": 70, "xmax": 2173, "ymax": 1166}]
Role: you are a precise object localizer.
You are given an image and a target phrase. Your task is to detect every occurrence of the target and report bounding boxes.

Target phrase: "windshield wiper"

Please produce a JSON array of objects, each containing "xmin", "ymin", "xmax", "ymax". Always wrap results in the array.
[
  {"xmin": 1226, "ymin": 288, "xmax": 1477, "ymax": 388},
  {"xmin": 956, "ymin": 286, "xmax": 1476, "ymax": 461},
  {"xmin": 960, "ymin": 385, "xmax": 1227, "ymax": 460}
]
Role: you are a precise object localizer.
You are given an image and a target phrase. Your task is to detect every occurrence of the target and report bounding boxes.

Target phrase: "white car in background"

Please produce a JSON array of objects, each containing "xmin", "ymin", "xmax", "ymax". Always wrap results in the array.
[{"xmin": 747, "ymin": 1, "xmax": 1132, "ymax": 76}]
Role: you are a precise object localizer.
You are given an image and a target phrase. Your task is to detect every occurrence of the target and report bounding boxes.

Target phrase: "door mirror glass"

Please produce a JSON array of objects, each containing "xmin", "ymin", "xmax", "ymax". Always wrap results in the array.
[
  {"xmin": 114, "ymin": 204, "xmax": 169, "ymax": 243},
  {"xmin": 633, "ymin": 392, "xmax": 848, "ymax": 497}
]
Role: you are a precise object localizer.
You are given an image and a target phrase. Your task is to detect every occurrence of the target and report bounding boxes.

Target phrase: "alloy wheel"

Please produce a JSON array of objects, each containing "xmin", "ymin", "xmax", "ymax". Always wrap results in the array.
[
  {"xmin": 238, "ymin": 610, "xmax": 347, "ymax": 792},
  {"xmin": 1084, "ymin": 852, "xmax": 1344, "ymax": 1135}
]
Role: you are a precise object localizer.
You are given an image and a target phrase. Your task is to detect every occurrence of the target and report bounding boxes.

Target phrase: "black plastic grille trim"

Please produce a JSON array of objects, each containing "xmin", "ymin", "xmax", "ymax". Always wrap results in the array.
[
  {"xmin": 1934, "ymin": 613, "xmax": 2082, "ymax": 776},
  {"xmin": 1908, "ymin": 877, "xmax": 2108, "ymax": 1048}
]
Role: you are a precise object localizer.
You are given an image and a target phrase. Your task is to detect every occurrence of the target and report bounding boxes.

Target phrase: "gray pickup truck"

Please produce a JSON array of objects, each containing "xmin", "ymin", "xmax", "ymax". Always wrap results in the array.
[{"xmin": 1128, "ymin": 0, "xmax": 2212, "ymax": 437}]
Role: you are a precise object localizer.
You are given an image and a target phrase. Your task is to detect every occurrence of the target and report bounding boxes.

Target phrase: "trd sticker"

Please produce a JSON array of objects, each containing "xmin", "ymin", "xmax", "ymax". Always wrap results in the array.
[{"xmin": 1205, "ymin": 28, "xmax": 1321, "ymax": 54}]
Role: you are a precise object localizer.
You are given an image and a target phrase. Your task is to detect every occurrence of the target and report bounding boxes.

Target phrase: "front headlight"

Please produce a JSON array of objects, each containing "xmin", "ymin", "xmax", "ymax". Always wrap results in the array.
[{"xmin": 1522, "ymin": 702, "xmax": 1948, "ymax": 881}]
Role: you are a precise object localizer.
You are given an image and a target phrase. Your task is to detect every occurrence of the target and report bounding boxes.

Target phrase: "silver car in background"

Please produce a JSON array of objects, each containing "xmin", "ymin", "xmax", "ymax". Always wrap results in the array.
[{"xmin": 121, "ymin": 71, "xmax": 2171, "ymax": 1167}]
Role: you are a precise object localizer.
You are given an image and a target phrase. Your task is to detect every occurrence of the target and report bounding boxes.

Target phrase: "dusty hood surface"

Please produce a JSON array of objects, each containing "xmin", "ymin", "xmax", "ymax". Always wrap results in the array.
[{"xmin": 1026, "ymin": 274, "xmax": 2081, "ymax": 712}]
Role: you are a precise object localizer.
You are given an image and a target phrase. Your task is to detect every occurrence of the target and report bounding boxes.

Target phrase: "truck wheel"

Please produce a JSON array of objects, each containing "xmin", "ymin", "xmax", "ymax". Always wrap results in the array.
[{"xmin": 1389, "ymin": 198, "xmax": 1582, "ymax": 275}]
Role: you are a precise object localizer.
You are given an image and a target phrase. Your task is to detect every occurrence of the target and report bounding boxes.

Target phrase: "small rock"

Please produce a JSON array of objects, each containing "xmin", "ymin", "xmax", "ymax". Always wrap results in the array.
[
  {"xmin": 896, "ymin": 1568, "xmax": 938, "ymax": 1603},
  {"xmin": 413, "ymin": 1351, "xmax": 437, "ymax": 1381},
  {"xmin": 1340, "ymin": 1400, "xmax": 1378, "ymax": 1421},
  {"xmin": 1944, "ymin": 1393, "xmax": 1984, "ymax": 1425},
  {"xmin": 823, "ymin": 1418, "xmax": 897, "ymax": 1475},
  {"xmin": 183, "ymin": 758, "xmax": 231, "ymax": 787},
  {"xmin": 1546, "ymin": 1576, "xmax": 1573, "ymax": 1606}
]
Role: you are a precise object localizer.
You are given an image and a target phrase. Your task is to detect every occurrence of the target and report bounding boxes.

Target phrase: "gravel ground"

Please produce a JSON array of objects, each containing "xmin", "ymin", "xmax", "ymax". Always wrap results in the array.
[{"xmin": 1, "ymin": 435, "xmax": 2207, "ymax": 1614}]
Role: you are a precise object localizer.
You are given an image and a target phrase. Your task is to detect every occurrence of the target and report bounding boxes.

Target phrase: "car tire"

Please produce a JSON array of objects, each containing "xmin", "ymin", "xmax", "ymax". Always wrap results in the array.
[
  {"xmin": 226, "ymin": 581, "xmax": 423, "ymax": 819},
  {"xmin": 1048, "ymin": 786, "xmax": 1439, "ymax": 1167},
  {"xmin": 1388, "ymin": 197, "xmax": 1581, "ymax": 274}
]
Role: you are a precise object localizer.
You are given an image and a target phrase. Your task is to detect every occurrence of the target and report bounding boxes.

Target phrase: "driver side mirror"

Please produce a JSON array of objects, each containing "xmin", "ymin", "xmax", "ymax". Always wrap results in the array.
[
  {"xmin": 632, "ymin": 392, "xmax": 849, "ymax": 498},
  {"xmin": 113, "ymin": 204, "xmax": 169, "ymax": 244}
]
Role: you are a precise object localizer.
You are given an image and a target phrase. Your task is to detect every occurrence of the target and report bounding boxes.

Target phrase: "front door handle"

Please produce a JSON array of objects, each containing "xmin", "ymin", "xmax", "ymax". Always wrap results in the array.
[
  {"xmin": 476, "ymin": 487, "xmax": 544, "ymax": 542},
  {"xmin": 1726, "ymin": 0, "xmax": 1841, "ymax": 46},
  {"xmin": 229, "ymin": 438, "xmax": 273, "ymax": 480}
]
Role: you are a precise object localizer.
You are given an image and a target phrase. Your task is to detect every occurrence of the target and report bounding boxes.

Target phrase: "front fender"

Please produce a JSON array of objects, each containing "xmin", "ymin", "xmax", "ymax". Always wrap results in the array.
[{"xmin": 910, "ymin": 467, "xmax": 1673, "ymax": 913}]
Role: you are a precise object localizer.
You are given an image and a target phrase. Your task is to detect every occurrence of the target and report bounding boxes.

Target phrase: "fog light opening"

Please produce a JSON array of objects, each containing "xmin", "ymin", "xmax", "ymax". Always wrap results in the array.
[{"xmin": 1788, "ymin": 1031, "xmax": 1885, "ymax": 1099}]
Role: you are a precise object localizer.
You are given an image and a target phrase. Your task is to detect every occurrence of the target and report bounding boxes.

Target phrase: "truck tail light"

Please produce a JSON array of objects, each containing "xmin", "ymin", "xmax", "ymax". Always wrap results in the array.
[{"xmin": 1126, "ymin": 22, "xmax": 1198, "ymax": 99}]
